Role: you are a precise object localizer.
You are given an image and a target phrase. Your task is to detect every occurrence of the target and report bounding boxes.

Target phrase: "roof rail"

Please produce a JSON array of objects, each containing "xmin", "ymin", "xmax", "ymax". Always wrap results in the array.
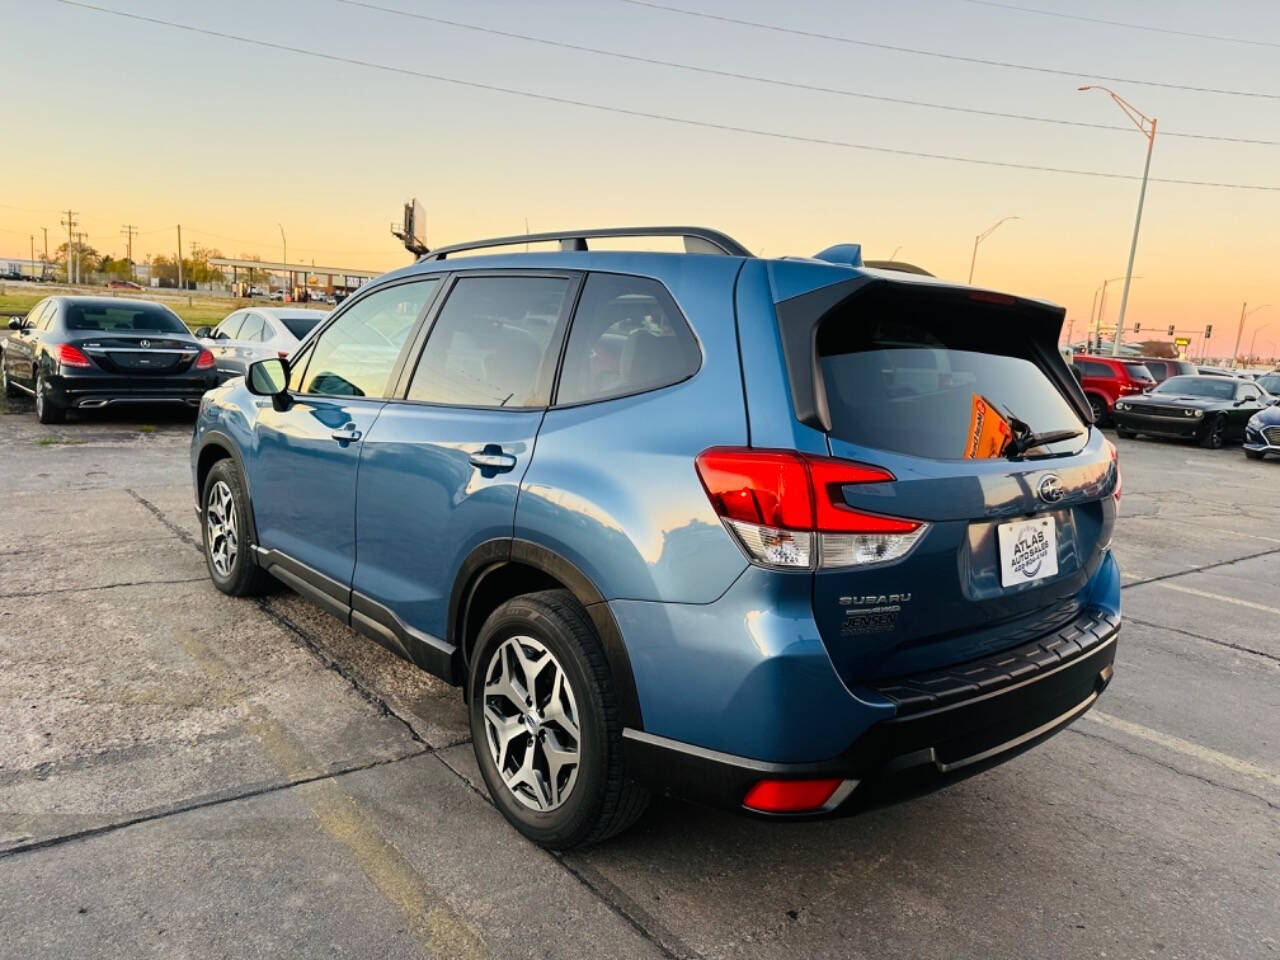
[{"xmin": 419, "ymin": 226, "xmax": 753, "ymax": 261}]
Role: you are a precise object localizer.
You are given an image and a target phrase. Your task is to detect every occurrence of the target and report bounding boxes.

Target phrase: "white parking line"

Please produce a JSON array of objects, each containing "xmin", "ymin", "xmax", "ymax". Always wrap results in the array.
[
  {"xmin": 1154, "ymin": 582, "xmax": 1280, "ymax": 616},
  {"xmin": 1083, "ymin": 710, "xmax": 1280, "ymax": 791}
]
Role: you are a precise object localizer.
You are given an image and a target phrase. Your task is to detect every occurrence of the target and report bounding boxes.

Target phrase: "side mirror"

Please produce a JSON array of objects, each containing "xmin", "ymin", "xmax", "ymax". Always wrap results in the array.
[
  {"xmin": 7, "ymin": 316, "xmax": 22, "ymax": 330},
  {"xmin": 194, "ymin": 326, "xmax": 213, "ymax": 339},
  {"xmin": 246, "ymin": 357, "xmax": 288, "ymax": 398}
]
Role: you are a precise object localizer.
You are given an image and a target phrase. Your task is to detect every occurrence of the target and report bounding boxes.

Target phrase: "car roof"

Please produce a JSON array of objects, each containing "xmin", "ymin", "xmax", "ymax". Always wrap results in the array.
[
  {"xmin": 51, "ymin": 296, "xmax": 179, "ymax": 312},
  {"xmin": 254, "ymin": 308, "xmax": 330, "ymax": 320}
]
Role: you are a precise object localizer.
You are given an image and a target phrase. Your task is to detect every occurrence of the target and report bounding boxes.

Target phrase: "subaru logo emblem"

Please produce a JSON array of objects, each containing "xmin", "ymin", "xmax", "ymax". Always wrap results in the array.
[
  {"xmin": 1037, "ymin": 474, "xmax": 1065, "ymax": 504},
  {"xmin": 139, "ymin": 339, "xmax": 150, "ymax": 348}
]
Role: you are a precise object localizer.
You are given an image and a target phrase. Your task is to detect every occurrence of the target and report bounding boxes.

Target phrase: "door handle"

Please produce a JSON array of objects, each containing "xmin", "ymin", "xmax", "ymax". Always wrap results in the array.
[
  {"xmin": 469, "ymin": 449, "xmax": 517, "ymax": 472},
  {"xmin": 331, "ymin": 425, "xmax": 362, "ymax": 443}
]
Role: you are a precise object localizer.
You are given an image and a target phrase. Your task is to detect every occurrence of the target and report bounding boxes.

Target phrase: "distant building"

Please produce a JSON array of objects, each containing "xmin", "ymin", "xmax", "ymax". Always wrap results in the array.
[{"xmin": 1, "ymin": 256, "xmax": 54, "ymax": 280}]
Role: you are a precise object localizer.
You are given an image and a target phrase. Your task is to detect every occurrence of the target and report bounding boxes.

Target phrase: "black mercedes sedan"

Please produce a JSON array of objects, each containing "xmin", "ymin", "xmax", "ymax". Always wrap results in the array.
[
  {"xmin": 1112, "ymin": 374, "xmax": 1273, "ymax": 448},
  {"xmin": 2, "ymin": 297, "xmax": 218, "ymax": 423}
]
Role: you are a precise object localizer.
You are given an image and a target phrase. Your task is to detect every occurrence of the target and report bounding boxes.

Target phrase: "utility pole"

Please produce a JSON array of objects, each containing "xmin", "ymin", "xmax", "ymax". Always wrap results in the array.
[
  {"xmin": 121, "ymin": 224, "xmax": 138, "ymax": 279},
  {"xmin": 29, "ymin": 236, "xmax": 35, "ymax": 280},
  {"xmin": 42, "ymin": 227, "xmax": 48, "ymax": 277},
  {"xmin": 176, "ymin": 224, "xmax": 184, "ymax": 291},
  {"xmin": 74, "ymin": 232, "xmax": 89, "ymax": 285},
  {"xmin": 60, "ymin": 209, "xmax": 78, "ymax": 284}
]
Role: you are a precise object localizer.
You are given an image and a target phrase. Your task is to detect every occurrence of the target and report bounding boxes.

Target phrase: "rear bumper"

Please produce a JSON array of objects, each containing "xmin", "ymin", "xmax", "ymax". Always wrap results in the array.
[
  {"xmin": 623, "ymin": 607, "xmax": 1119, "ymax": 814},
  {"xmin": 48, "ymin": 372, "xmax": 217, "ymax": 408}
]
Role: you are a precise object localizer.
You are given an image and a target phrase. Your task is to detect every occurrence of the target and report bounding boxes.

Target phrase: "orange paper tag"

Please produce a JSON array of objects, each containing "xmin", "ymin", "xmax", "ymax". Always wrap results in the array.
[{"xmin": 965, "ymin": 394, "xmax": 1013, "ymax": 459}]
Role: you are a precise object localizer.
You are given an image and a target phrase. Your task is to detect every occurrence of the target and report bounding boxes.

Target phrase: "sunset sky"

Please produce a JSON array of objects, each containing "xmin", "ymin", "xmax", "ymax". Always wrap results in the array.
[{"xmin": 6, "ymin": 0, "xmax": 1279, "ymax": 353}]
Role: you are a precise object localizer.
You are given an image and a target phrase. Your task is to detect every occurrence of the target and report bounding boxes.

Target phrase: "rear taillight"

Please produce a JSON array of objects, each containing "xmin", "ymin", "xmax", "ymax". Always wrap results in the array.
[
  {"xmin": 277, "ymin": 350, "xmax": 290, "ymax": 359},
  {"xmin": 56, "ymin": 344, "xmax": 92, "ymax": 368},
  {"xmin": 743, "ymin": 778, "xmax": 847, "ymax": 813},
  {"xmin": 195, "ymin": 349, "xmax": 216, "ymax": 370},
  {"xmin": 694, "ymin": 448, "xmax": 927, "ymax": 570}
]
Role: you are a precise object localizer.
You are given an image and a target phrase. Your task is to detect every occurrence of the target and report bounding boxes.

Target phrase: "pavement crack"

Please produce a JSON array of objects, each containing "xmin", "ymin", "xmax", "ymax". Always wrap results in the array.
[
  {"xmin": 255, "ymin": 599, "xmax": 430, "ymax": 747},
  {"xmin": 554, "ymin": 853, "xmax": 703, "ymax": 960},
  {"xmin": 1068, "ymin": 726, "xmax": 1280, "ymax": 812},
  {"xmin": 1126, "ymin": 616, "xmax": 1280, "ymax": 666},
  {"xmin": 0, "ymin": 576, "xmax": 205, "ymax": 599},
  {"xmin": 1119, "ymin": 544, "xmax": 1280, "ymax": 590},
  {"xmin": 0, "ymin": 749, "xmax": 430, "ymax": 861},
  {"xmin": 126, "ymin": 487, "xmax": 201, "ymax": 550}
]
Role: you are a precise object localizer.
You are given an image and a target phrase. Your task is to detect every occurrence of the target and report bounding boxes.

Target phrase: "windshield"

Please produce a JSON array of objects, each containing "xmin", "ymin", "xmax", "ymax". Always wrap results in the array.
[
  {"xmin": 1154, "ymin": 376, "xmax": 1235, "ymax": 399},
  {"xmin": 65, "ymin": 303, "xmax": 187, "ymax": 334},
  {"xmin": 1255, "ymin": 374, "xmax": 1280, "ymax": 395},
  {"xmin": 1124, "ymin": 363, "xmax": 1155, "ymax": 381},
  {"xmin": 281, "ymin": 315, "xmax": 322, "ymax": 340}
]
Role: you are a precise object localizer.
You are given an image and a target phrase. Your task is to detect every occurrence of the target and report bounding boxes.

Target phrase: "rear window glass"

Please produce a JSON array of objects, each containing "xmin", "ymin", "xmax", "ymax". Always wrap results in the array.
[
  {"xmin": 817, "ymin": 302, "xmax": 1084, "ymax": 460},
  {"xmin": 65, "ymin": 303, "xmax": 187, "ymax": 334},
  {"xmin": 1124, "ymin": 363, "xmax": 1155, "ymax": 381},
  {"xmin": 1154, "ymin": 376, "xmax": 1235, "ymax": 399},
  {"xmin": 281, "ymin": 315, "xmax": 322, "ymax": 340},
  {"xmin": 1143, "ymin": 361, "xmax": 1169, "ymax": 382}
]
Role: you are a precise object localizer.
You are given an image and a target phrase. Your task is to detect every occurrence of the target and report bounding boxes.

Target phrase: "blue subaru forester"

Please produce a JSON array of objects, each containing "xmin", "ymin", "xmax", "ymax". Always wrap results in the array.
[{"xmin": 192, "ymin": 227, "xmax": 1121, "ymax": 848}]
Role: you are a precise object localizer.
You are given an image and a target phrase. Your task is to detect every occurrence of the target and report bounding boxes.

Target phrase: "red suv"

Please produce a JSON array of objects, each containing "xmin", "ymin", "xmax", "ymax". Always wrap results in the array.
[{"xmin": 1073, "ymin": 355, "xmax": 1157, "ymax": 423}]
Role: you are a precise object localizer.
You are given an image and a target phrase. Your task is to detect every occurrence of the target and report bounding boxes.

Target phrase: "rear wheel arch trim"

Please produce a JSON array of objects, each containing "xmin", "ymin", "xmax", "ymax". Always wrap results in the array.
[{"xmin": 451, "ymin": 538, "xmax": 643, "ymax": 729}]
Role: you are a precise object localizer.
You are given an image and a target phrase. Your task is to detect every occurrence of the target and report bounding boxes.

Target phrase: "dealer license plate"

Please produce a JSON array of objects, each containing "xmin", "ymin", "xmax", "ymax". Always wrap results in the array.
[{"xmin": 997, "ymin": 515, "xmax": 1058, "ymax": 588}]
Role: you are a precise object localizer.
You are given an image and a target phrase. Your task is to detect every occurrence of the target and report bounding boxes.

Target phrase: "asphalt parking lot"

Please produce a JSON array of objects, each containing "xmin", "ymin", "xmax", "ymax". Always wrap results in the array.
[{"xmin": 1, "ymin": 398, "xmax": 1277, "ymax": 960}]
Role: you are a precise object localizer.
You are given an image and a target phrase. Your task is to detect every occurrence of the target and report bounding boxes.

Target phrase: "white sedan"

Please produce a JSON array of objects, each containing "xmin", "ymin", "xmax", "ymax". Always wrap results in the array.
[{"xmin": 196, "ymin": 308, "xmax": 328, "ymax": 382}]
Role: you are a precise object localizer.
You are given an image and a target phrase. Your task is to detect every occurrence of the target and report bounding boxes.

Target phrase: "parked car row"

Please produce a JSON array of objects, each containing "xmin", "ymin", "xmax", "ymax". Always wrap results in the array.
[{"xmin": 1072, "ymin": 352, "xmax": 1280, "ymax": 456}]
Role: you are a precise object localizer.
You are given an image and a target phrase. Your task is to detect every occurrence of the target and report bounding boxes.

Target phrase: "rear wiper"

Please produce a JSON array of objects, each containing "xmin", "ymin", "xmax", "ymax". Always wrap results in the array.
[{"xmin": 1005, "ymin": 428, "xmax": 1083, "ymax": 459}]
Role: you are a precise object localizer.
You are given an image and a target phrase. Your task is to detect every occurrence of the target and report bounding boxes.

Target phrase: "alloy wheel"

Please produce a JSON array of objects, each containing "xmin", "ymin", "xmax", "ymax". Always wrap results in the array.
[
  {"xmin": 482, "ymin": 635, "xmax": 581, "ymax": 812},
  {"xmin": 205, "ymin": 479, "xmax": 239, "ymax": 577}
]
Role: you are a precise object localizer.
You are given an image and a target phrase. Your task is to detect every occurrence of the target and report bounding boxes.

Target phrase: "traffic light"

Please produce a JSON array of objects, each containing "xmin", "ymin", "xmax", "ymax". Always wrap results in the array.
[
  {"xmin": 1167, "ymin": 325, "xmax": 1175, "ymax": 336},
  {"xmin": 1205, "ymin": 324, "xmax": 1213, "ymax": 339},
  {"xmin": 1134, "ymin": 323, "xmax": 1141, "ymax": 333}
]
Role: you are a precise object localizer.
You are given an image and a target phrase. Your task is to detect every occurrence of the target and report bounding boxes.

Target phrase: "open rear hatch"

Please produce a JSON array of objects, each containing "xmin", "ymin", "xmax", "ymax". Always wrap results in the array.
[{"xmin": 777, "ymin": 276, "xmax": 1119, "ymax": 685}]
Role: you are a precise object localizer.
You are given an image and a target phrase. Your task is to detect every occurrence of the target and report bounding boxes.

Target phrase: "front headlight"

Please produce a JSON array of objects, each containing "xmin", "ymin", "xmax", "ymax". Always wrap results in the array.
[
  {"xmin": 1193, "ymin": 409, "xmax": 1204, "ymax": 418},
  {"xmin": 1115, "ymin": 402, "xmax": 1128, "ymax": 411}
]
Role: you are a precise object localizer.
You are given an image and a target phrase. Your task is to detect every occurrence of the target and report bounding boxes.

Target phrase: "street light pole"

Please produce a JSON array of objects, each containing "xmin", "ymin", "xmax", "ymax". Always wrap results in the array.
[
  {"xmin": 1233, "ymin": 303, "xmax": 1270, "ymax": 367},
  {"xmin": 1248, "ymin": 323, "xmax": 1271, "ymax": 364},
  {"xmin": 1079, "ymin": 86, "xmax": 1156, "ymax": 358},
  {"xmin": 968, "ymin": 215, "xmax": 1019, "ymax": 285},
  {"xmin": 1092, "ymin": 275, "xmax": 1133, "ymax": 352}
]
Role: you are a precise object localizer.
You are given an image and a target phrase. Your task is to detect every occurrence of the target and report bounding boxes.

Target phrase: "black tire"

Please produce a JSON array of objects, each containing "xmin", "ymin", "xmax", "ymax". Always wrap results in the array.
[
  {"xmin": 1087, "ymin": 394, "xmax": 1107, "ymax": 425},
  {"xmin": 201, "ymin": 459, "xmax": 271, "ymax": 596},
  {"xmin": 1245, "ymin": 448, "xmax": 1265, "ymax": 460},
  {"xmin": 1115, "ymin": 427, "xmax": 1136, "ymax": 439},
  {"xmin": 469, "ymin": 589, "xmax": 650, "ymax": 849},
  {"xmin": 34, "ymin": 370, "xmax": 65, "ymax": 424},
  {"xmin": 1199, "ymin": 414, "xmax": 1226, "ymax": 449}
]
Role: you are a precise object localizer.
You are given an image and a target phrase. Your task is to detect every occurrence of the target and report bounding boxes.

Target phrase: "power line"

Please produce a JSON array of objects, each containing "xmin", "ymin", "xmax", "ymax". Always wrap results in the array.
[
  {"xmin": 52, "ymin": 0, "xmax": 1280, "ymax": 192},
  {"xmin": 339, "ymin": 0, "xmax": 1280, "ymax": 147},
  {"xmin": 953, "ymin": 0, "xmax": 1280, "ymax": 50},
  {"xmin": 617, "ymin": 0, "xmax": 1280, "ymax": 100}
]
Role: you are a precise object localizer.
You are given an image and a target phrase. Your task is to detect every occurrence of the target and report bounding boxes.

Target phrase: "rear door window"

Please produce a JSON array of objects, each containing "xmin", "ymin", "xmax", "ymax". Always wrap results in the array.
[
  {"xmin": 406, "ymin": 275, "xmax": 573, "ymax": 408},
  {"xmin": 818, "ymin": 307, "xmax": 1085, "ymax": 460},
  {"xmin": 556, "ymin": 273, "xmax": 700, "ymax": 405},
  {"xmin": 1075, "ymin": 360, "xmax": 1112, "ymax": 378}
]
